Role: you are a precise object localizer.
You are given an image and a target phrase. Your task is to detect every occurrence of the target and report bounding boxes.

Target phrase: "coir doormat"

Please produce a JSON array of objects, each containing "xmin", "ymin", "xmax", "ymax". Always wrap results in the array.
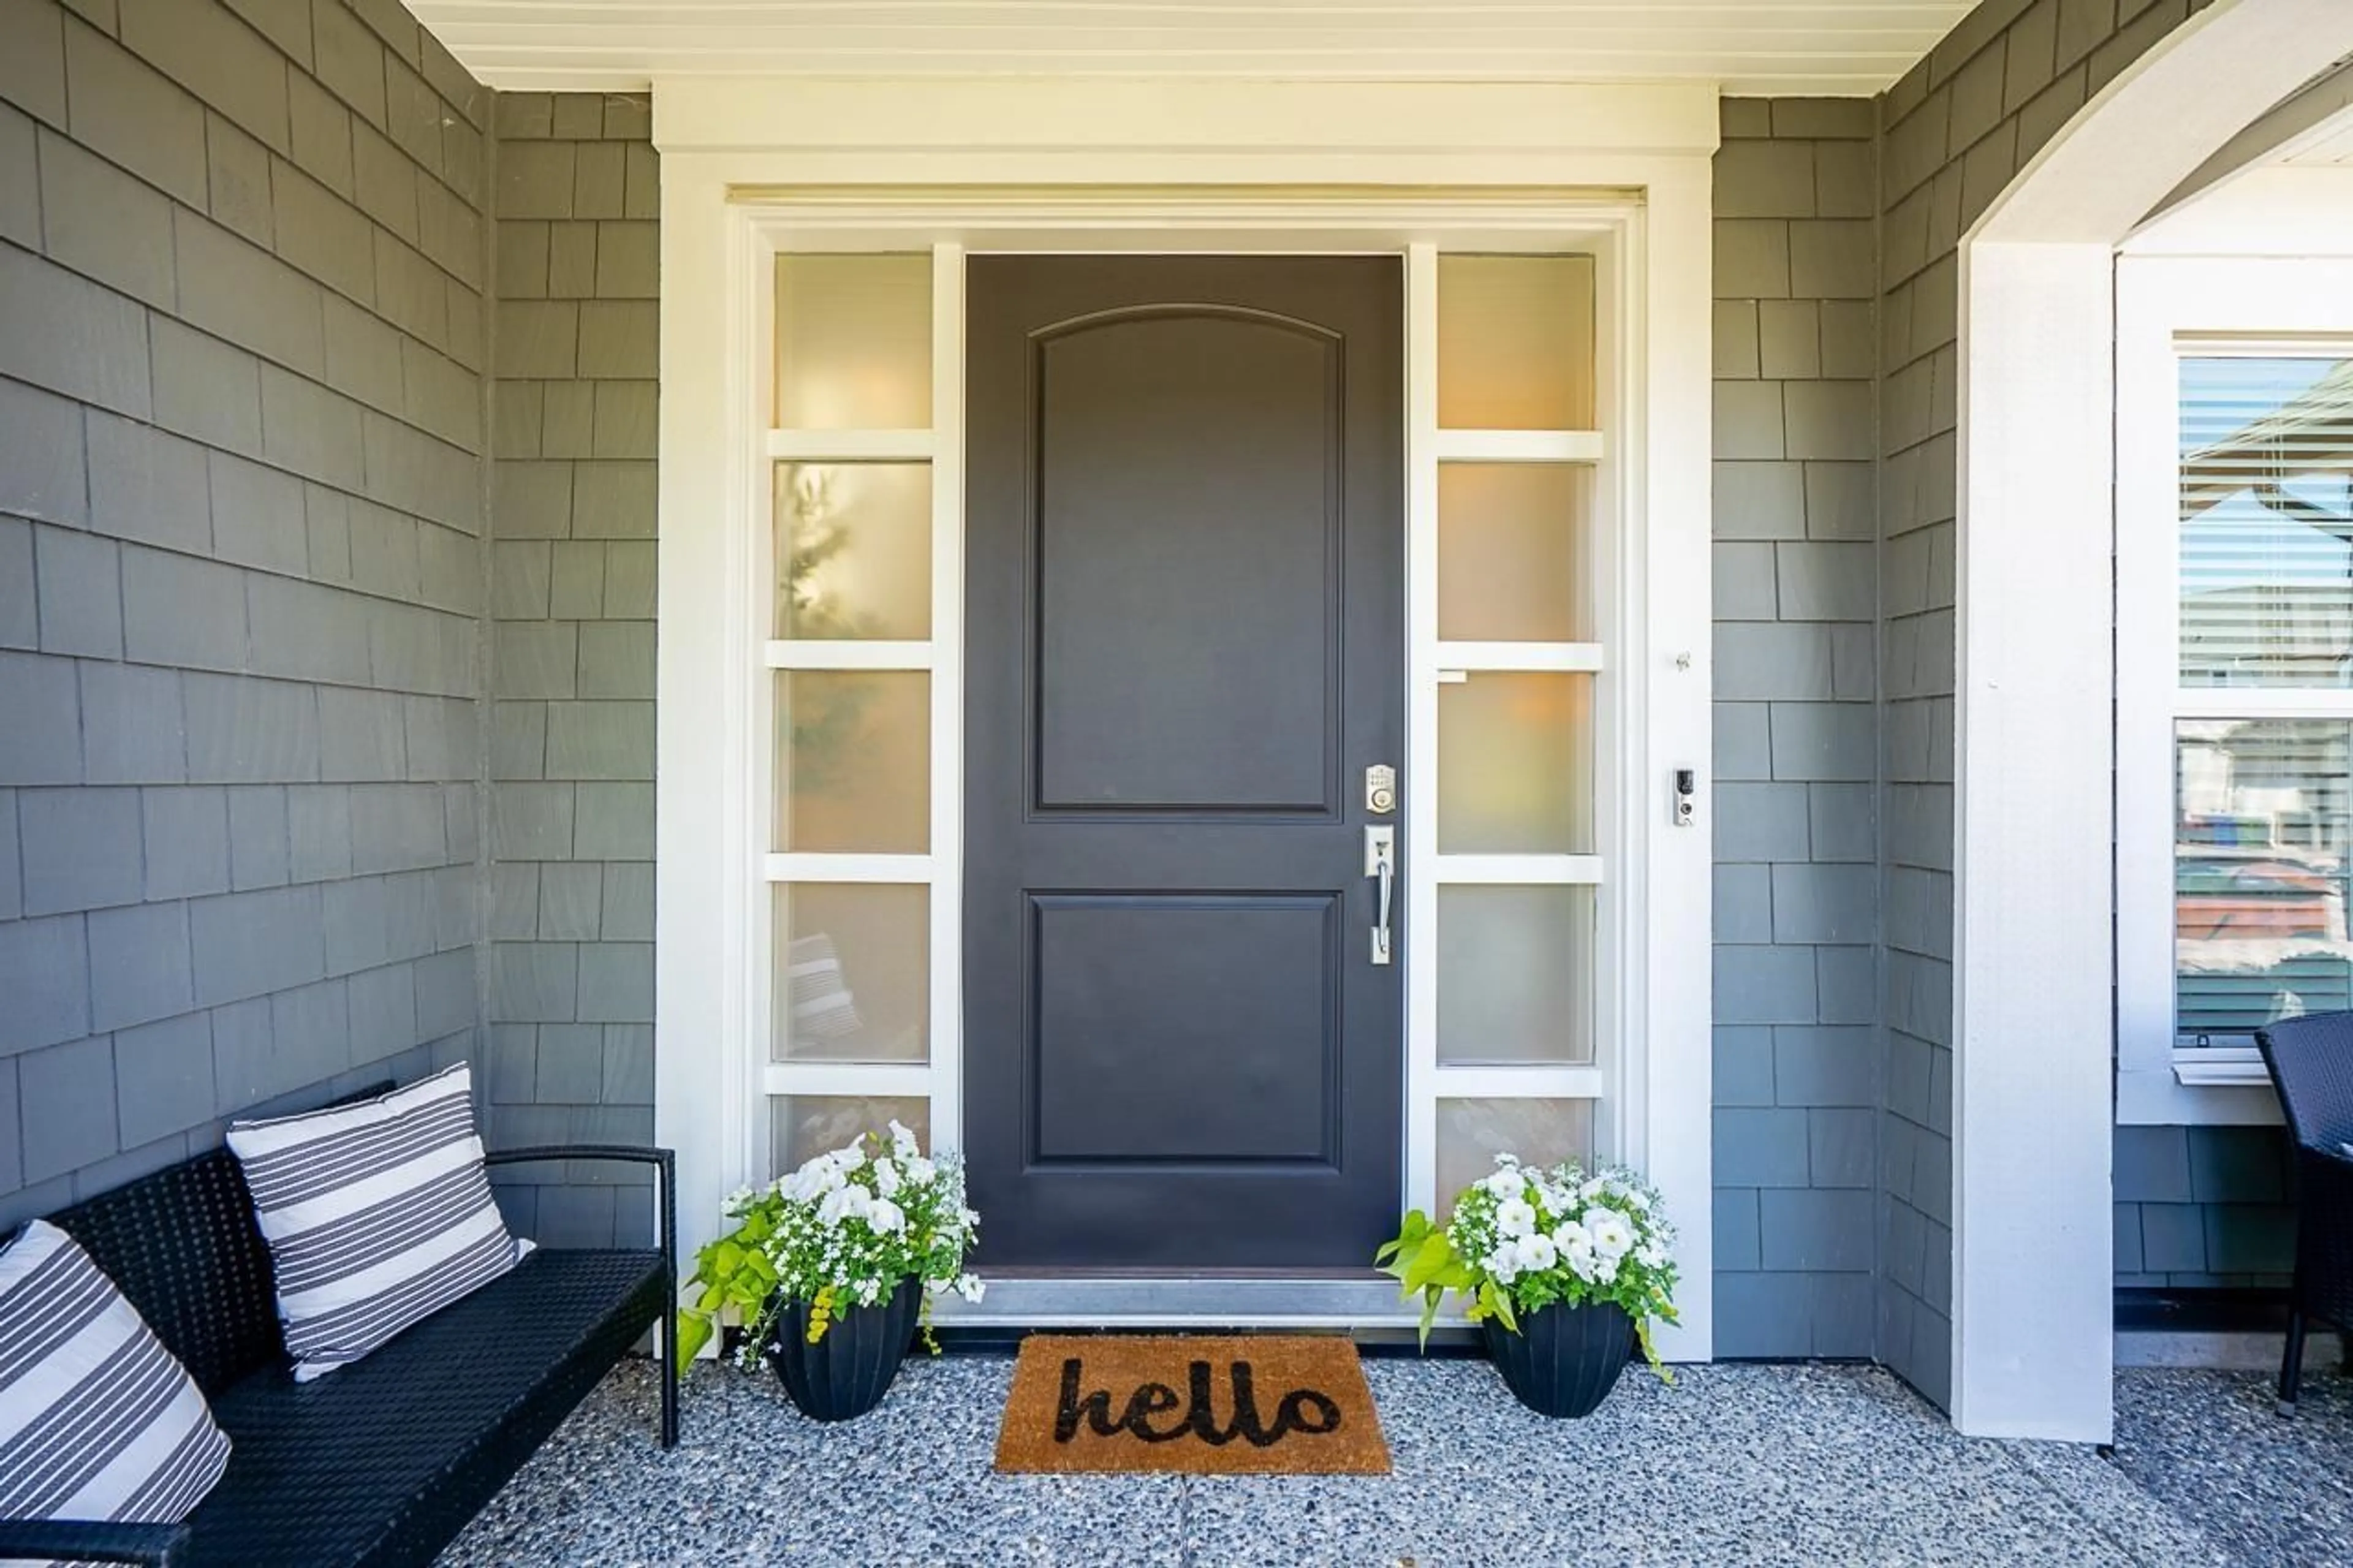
[{"xmin": 993, "ymin": 1335, "xmax": 1389, "ymax": 1475}]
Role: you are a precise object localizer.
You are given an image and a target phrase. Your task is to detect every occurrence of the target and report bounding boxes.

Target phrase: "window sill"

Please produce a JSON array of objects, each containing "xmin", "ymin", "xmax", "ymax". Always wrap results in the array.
[{"xmin": 2172, "ymin": 1047, "xmax": 2270, "ymax": 1088}]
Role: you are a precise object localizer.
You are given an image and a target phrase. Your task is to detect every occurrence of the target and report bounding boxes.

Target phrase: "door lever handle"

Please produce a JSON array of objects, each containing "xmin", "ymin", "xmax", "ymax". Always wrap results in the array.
[{"xmin": 1365, "ymin": 825, "xmax": 1395, "ymax": 966}]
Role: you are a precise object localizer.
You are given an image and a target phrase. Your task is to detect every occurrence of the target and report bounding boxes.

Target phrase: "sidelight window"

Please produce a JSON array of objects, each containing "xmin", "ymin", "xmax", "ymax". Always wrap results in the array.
[
  {"xmin": 1412, "ymin": 248, "xmax": 1611, "ymax": 1211},
  {"xmin": 760, "ymin": 247, "xmax": 962, "ymax": 1172}
]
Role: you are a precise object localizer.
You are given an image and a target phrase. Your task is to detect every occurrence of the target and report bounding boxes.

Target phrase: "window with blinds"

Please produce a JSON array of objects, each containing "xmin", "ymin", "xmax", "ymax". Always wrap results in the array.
[{"xmin": 2174, "ymin": 355, "xmax": 2353, "ymax": 1044}]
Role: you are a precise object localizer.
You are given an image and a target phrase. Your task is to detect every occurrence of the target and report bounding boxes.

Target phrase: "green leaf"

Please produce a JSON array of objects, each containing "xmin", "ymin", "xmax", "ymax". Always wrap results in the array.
[
  {"xmin": 1400, "ymin": 1230, "xmax": 1459, "ymax": 1296},
  {"xmin": 676, "ymin": 1311, "xmax": 713, "ymax": 1365}
]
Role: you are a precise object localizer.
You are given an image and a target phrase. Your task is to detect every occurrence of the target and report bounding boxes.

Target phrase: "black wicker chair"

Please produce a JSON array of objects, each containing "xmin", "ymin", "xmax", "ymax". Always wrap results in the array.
[
  {"xmin": 2256, "ymin": 1013, "xmax": 2353, "ymax": 1415},
  {"xmin": 0, "ymin": 1139, "xmax": 678, "ymax": 1567}
]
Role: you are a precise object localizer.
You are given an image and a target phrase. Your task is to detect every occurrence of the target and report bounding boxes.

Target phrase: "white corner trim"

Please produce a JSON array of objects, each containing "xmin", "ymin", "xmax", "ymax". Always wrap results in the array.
[{"xmin": 1953, "ymin": 238, "xmax": 2119, "ymax": 1445}]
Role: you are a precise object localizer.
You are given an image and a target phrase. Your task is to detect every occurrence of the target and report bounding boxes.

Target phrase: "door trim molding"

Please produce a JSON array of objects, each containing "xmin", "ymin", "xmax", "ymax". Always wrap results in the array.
[{"xmin": 656, "ymin": 114, "xmax": 1716, "ymax": 1359}]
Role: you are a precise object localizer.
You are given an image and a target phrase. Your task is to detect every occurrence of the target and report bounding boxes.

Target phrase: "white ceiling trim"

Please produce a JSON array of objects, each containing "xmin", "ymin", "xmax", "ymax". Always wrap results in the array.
[{"xmin": 411, "ymin": 0, "xmax": 1971, "ymax": 96}]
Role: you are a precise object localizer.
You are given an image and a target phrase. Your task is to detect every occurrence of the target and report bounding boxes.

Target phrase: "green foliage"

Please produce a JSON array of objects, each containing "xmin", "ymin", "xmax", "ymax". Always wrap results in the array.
[
  {"xmin": 676, "ymin": 1123, "xmax": 983, "ymax": 1371},
  {"xmin": 1376, "ymin": 1156, "xmax": 1680, "ymax": 1384}
]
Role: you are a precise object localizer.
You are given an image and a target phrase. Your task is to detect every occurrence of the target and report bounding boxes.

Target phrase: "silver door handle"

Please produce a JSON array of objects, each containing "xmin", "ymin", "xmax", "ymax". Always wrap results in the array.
[{"xmin": 1365, "ymin": 825, "xmax": 1394, "ymax": 966}]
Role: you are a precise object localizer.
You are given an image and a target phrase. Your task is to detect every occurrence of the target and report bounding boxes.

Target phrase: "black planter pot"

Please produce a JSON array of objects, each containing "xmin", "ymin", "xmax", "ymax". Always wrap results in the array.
[
  {"xmin": 1481, "ymin": 1299, "xmax": 1634, "ymax": 1418},
  {"xmin": 766, "ymin": 1276, "xmax": 922, "ymax": 1422}
]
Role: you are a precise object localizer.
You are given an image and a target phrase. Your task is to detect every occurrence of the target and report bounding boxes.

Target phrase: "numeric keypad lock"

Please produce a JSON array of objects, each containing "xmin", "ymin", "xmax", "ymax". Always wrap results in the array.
[{"xmin": 1365, "ymin": 764, "xmax": 1396, "ymax": 815}]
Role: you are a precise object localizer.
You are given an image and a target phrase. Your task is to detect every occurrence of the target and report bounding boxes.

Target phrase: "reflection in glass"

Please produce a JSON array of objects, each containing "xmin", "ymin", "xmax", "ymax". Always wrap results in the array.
[
  {"xmin": 775, "ymin": 254, "xmax": 932, "ymax": 430},
  {"xmin": 772, "ymin": 1096, "xmax": 930, "ymax": 1176},
  {"xmin": 1438, "ymin": 463, "xmax": 1591, "ymax": 643},
  {"xmin": 775, "ymin": 671, "xmax": 929, "ymax": 853},
  {"xmin": 773, "ymin": 884, "xmax": 929, "ymax": 1063},
  {"xmin": 1438, "ymin": 254, "xmax": 1596, "ymax": 431},
  {"xmin": 2177, "ymin": 357, "xmax": 2353, "ymax": 687},
  {"xmin": 1438, "ymin": 886, "xmax": 1594, "ymax": 1064},
  {"xmin": 2175, "ymin": 719, "xmax": 2353, "ymax": 1043},
  {"xmin": 1436, "ymin": 672, "xmax": 1593, "ymax": 854},
  {"xmin": 775, "ymin": 464, "xmax": 933, "ymax": 640},
  {"xmin": 1436, "ymin": 1098, "xmax": 1594, "ymax": 1218}
]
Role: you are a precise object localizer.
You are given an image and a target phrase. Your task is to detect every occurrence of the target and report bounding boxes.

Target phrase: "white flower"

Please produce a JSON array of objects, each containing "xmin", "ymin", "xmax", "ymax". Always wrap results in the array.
[
  {"xmin": 904, "ymin": 1155, "xmax": 936, "ymax": 1185},
  {"xmin": 1480, "ymin": 1168, "xmax": 1525, "ymax": 1199},
  {"xmin": 817, "ymin": 1184, "xmax": 871, "ymax": 1225},
  {"xmin": 872, "ymin": 1157, "xmax": 901, "ymax": 1197},
  {"xmin": 866, "ymin": 1197, "xmax": 906, "ymax": 1234},
  {"xmin": 1495, "ymin": 1198, "xmax": 1536, "ymax": 1238},
  {"xmin": 1483, "ymin": 1244, "xmax": 1523, "ymax": 1284},
  {"xmin": 1521, "ymin": 1233, "xmax": 1559, "ymax": 1271},
  {"xmin": 1580, "ymin": 1177, "xmax": 1607, "ymax": 1202},
  {"xmin": 888, "ymin": 1119, "xmax": 922, "ymax": 1158},
  {"xmin": 782, "ymin": 1156, "xmax": 842, "ymax": 1203},
  {"xmin": 956, "ymin": 1272, "xmax": 987, "ymax": 1304},
  {"xmin": 1588, "ymin": 1210, "xmax": 1634, "ymax": 1260}
]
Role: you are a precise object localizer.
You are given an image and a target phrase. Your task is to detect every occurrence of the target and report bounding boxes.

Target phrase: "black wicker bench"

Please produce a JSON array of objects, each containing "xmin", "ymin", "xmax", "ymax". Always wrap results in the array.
[{"xmin": 0, "ymin": 1139, "xmax": 679, "ymax": 1568}]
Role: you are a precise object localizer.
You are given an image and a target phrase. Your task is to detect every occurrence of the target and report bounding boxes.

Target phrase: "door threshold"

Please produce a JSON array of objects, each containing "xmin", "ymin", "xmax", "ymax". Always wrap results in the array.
[{"xmin": 928, "ymin": 1272, "xmax": 1462, "ymax": 1331}]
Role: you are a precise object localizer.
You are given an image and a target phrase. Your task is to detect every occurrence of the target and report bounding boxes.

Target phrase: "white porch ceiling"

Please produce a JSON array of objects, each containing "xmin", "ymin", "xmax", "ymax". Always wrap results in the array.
[{"xmin": 412, "ymin": 0, "xmax": 1972, "ymax": 97}]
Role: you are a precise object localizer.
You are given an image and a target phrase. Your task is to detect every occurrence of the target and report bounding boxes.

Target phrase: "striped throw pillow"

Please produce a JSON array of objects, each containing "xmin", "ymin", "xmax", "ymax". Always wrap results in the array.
[
  {"xmin": 226, "ymin": 1064, "xmax": 531, "ymax": 1382},
  {"xmin": 0, "ymin": 1220, "xmax": 232, "ymax": 1539}
]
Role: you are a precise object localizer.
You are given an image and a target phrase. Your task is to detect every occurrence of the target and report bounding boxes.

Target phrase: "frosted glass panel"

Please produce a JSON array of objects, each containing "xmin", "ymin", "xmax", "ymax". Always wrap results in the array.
[
  {"xmin": 775, "ymin": 464, "xmax": 932, "ymax": 640},
  {"xmin": 1437, "ymin": 886, "xmax": 1594, "ymax": 1065},
  {"xmin": 772, "ymin": 1096, "xmax": 930, "ymax": 1176},
  {"xmin": 775, "ymin": 671, "xmax": 929, "ymax": 853},
  {"xmin": 773, "ymin": 883, "xmax": 929, "ymax": 1064},
  {"xmin": 1436, "ymin": 672, "xmax": 1593, "ymax": 853},
  {"xmin": 1438, "ymin": 255, "xmax": 1596, "ymax": 431},
  {"xmin": 1437, "ymin": 463, "xmax": 1591, "ymax": 643},
  {"xmin": 775, "ymin": 254, "xmax": 931, "ymax": 430},
  {"xmin": 1436, "ymin": 1098, "xmax": 1594, "ymax": 1216}
]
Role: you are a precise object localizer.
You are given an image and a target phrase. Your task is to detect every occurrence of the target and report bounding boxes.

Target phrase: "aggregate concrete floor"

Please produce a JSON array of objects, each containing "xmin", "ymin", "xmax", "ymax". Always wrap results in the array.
[{"xmin": 438, "ymin": 1354, "xmax": 2349, "ymax": 1566}]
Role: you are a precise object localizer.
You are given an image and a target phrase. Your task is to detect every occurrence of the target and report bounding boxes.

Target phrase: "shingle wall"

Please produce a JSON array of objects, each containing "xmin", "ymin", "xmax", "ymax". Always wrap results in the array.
[
  {"xmin": 1710, "ymin": 97, "xmax": 1882, "ymax": 1358},
  {"xmin": 1874, "ymin": 0, "xmax": 2223, "ymax": 1406},
  {"xmin": 482, "ymin": 91, "xmax": 659, "ymax": 1248},
  {"xmin": 0, "ymin": 0, "xmax": 490, "ymax": 1228}
]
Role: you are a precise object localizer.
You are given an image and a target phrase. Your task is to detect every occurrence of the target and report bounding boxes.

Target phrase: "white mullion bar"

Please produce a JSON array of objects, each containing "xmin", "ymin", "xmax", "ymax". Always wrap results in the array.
[
  {"xmin": 1433, "ymin": 854, "xmax": 1604, "ymax": 885},
  {"xmin": 1431, "ymin": 428, "xmax": 1604, "ymax": 463},
  {"xmin": 1432, "ymin": 1065, "xmax": 1607, "ymax": 1101},
  {"xmin": 2174, "ymin": 689, "xmax": 2353, "ymax": 720},
  {"xmin": 1436, "ymin": 641, "xmax": 1604, "ymax": 673},
  {"xmin": 763, "ymin": 640, "xmax": 934, "ymax": 670},
  {"xmin": 1404, "ymin": 243, "xmax": 1441, "ymax": 1216},
  {"xmin": 763, "ymin": 1062, "xmax": 936, "ymax": 1099},
  {"xmin": 765, "ymin": 428, "xmax": 936, "ymax": 461},
  {"xmin": 928, "ymin": 240, "xmax": 968, "ymax": 1156},
  {"xmin": 763, "ymin": 853, "xmax": 934, "ymax": 884}
]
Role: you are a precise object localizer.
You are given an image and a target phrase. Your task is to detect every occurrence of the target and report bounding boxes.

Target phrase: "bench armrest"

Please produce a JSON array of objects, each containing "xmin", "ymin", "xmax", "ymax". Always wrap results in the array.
[
  {"xmin": 480, "ymin": 1145, "xmax": 678, "ymax": 1274},
  {"xmin": 0, "ymin": 1520, "xmax": 190, "ymax": 1566}
]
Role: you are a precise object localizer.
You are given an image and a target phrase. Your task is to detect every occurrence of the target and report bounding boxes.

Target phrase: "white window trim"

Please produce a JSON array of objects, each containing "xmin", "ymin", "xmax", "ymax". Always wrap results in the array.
[
  {"xmin": 653, "ymin": 79, "xmax": 1717, "ymax": 1360},
  {"xmin": 2116, "ymin": 254, "xmax": 2353, "ymax": 1126}
]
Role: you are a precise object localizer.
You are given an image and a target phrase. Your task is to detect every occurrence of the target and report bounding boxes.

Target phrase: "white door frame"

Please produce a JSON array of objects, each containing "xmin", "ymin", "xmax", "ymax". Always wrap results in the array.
[{"xmin": 652, "ymin": 80, "xmax": 1719, "ymax": 1360}]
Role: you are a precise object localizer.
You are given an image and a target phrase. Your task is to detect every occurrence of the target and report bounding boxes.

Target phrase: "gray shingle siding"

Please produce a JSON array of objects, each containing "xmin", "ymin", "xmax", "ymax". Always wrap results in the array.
[
  {"xmin": 1711, "ymin": 97, "xmax": 1882, "ymax": 1360},
  {"xmin": 1873, "ymin": 0, "xmax": 2232, "ymax": 1407},
  {"xmin": 0, "ymin": 0, "xmax": 488, "ymax": 1229},
  {"xmin": 0, "ymin": 0, "xmax": 2284, "ymax": 1366},
  {"xmin": 484, "ymin": 91, "xmax": 658, "ymax": 1250}
]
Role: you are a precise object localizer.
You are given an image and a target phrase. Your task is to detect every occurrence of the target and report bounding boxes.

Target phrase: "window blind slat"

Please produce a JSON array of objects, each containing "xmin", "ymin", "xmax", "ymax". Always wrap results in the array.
[{"xmin": 2177, "ymin": 356, "xmax": 2353, "ymax": 688}]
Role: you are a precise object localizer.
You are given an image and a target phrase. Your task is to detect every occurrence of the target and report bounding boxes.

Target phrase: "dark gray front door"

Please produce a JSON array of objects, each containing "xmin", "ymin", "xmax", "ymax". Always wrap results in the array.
[{"xmin": 964, "ymin": 256, "xmax": 1404, "ymax": 1269}]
